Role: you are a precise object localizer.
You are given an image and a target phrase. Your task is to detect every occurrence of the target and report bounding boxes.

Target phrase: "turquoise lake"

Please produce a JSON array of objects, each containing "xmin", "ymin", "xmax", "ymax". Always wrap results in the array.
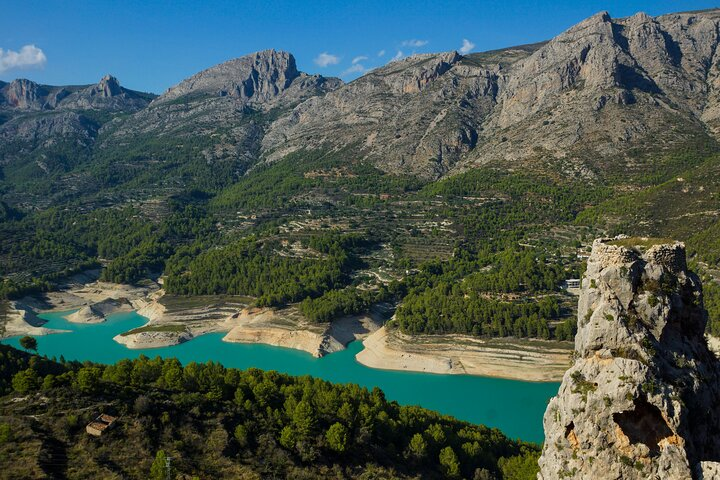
[{"xmin": 2, "ymin": 310, "xmax": 559, "ymax": 443}]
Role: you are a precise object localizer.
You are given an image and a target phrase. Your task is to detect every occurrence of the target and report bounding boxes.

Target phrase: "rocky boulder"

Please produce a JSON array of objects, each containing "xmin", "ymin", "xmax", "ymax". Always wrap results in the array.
[{"xmin": 538, "ymin": 237, "xmax": 720, "ymax": 479}]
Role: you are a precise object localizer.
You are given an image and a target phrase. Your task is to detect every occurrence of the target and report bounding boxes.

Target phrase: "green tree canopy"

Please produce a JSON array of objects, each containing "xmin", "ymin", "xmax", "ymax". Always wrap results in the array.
[
  {"xmin": 325, "ymin": 422, "xmax": 349, "ymax": 453},
  {"xmin": 19, "ymin": 336, "xmax": 37, "ymax": 352},
  {"xmin": 149, "ymin": 449, "xmax": 174, "ymax": 480},
  {"xmin": 439, "ymin": 446, "xmax": 461, "ymax": 477}
]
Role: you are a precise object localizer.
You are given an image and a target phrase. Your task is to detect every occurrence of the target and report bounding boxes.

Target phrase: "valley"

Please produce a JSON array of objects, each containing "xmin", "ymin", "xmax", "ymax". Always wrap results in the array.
[{"xmin": 2, "ymin": 5, "xmax": 720, "ymax": 479}]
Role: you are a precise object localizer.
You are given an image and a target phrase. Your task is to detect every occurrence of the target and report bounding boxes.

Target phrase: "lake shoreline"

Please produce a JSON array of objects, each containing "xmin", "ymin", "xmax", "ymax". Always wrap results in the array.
[
  {"xmin": 2, "ymin": 276, "xmax": 577, "ymax": 382},
  {"xmin": 1, "ymin": 310, "xmax": 559, "ymax": 443},
  {"xmin": 356, "ymin": 326, "xmax": 573, "ymax": 382}
]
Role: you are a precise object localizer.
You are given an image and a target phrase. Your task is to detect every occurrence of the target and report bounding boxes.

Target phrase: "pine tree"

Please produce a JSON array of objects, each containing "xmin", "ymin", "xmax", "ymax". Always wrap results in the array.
[{"xmin": 149, "ymin": 450, "xmax": 174, "ymax": 480}]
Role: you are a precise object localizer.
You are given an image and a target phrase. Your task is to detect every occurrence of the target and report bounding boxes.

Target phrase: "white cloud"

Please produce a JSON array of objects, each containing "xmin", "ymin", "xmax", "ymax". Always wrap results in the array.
[
  {"xmin": 459, "ymin": 39, "xmax": 475, "ymax": 55},
  {"xmin": 352, "ymin": 56, "xmax": 368, "ymax": 65},
  {"xmin": 377, "ymin": 49, "xmax": 385, "ymax": 57},
  {"xmin": 342, "ymin": 63, "xmax": 366, "ymax": 76},
  {"xmin": 390, "ymin": 50, "xmax": 404, "ymax": 62},
  {"xmin": 313, "ymin": 52, "xmax": 340, "ymax": 67},
  {"xmin": 401, "ymin": 39, "xmax": 428, "ymax": 48},
  {"xmin": 0, "ymin": 44, "xmax": 46, "ymax": 73}
]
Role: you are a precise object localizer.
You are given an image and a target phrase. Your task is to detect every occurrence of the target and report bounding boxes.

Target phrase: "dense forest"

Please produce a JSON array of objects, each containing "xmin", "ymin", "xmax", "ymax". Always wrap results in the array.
[
  {"xmin": 163, "ymin": 233, "xmax": 365, "ymax": 307},
  {"xmin": 0, "ymin": 198, "xmax": 216, "ymax": 297},
  {"xmin": 0, "ymin": 345, "xmax": 540, "ymax": 479},
  {"xmin": 390, "ymin": 248, "xmax": 576, "ymax": 339},
  {"xmin": 2, "ymin": 147, "xmax": 719, "ymax": 341}
]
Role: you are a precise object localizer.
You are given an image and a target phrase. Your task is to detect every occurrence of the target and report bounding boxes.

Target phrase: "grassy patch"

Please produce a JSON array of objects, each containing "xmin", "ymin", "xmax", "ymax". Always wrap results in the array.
[{"xmin": 120, "ymin": 324, "xmax": 187, "ymax": 336}]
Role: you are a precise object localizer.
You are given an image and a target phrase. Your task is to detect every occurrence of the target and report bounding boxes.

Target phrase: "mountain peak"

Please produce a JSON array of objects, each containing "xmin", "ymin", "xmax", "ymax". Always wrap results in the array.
[
  {"xmin": 94, "ymin": 74, "xmax": 123, "ymax": 97},
  {"xmin": 156, "ymin": 49, "xmax": 308, "ymax": 105},
  {"xmin": 2, "ymin": 78, "xmax": 46, "ymax": 109}
]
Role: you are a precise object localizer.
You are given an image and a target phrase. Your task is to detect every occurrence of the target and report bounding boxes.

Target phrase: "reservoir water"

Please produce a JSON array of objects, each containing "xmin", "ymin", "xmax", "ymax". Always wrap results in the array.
[{"xmin": 2, "ymin": 310, "xmax": 559, "ymax": 443}]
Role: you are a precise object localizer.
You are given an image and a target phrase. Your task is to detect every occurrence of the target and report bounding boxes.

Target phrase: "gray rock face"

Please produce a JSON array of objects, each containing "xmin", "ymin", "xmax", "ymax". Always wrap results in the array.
[
  {"xmin": 538, "ymin": 237, "xmax": 720, "ymax": 479},
  {"xmin": 460, "ymin": 9, "xmax": 720, "ymax": 179},
  {"xmin": 95, "ymin": 50, "xmax": 341, "ymax": 179},
  {"xmin": 95, "ymin": 75, "xmax": 123, "ymax": 97},
  {"xmin": 1, "ymin": 79, "xmax": 48, "ymax": 110},
  {"xmin": 263, "ymin": 50, "xmax": 509, "ymax": 177},
  {"xmin": 263, "ymin": 9, "xmax": 720, "ymax": 179},
  {"xmin": 0, "ymin": 75, "xmax": 151, "ymax": 112},
  {"xmin": 154, "ymin": 49, "xmax": 341, "ymax": 108}
]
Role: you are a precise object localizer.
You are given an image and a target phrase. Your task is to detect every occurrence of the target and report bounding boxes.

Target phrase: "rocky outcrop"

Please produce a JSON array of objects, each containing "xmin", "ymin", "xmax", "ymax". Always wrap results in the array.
[
  {"xmin": 94, "ymin": 75, "xmax": 123, "ymax": 98},
  {"xmin": 1, "ymin": 79, "xmax": 48, "ymax": 109},
  {"xmin": 59, "ymin": 75, "xmax": 150, "ymax": 111},
  {"xmin": 154, "ymin": 49, "xmax": 341, "ymax": 108},
  {"xmin": 66, "ymin": 297, "xmax": 133, "ymax": 323},
  {"xmin": 538, "ymin": 237, "xmax": 720, "ymax": 479}
]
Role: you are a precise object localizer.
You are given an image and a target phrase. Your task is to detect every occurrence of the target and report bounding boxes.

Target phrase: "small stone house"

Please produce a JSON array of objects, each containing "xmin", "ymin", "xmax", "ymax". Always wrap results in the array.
[{"xmin": 86, "ymin": 413, "xmax": 118, "ymax": 437}]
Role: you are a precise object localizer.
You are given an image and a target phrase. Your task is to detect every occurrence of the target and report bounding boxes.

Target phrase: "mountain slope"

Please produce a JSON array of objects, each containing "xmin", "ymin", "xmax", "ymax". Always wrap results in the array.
[
  {"xmin": 86, "ymin": 50, "xmax": 343, "ymax": 193},
  {"xmin": 461, "ymin": 10, "xmax": 720, "ymax": 181},
  {"xmin": 262, "ymin": 50, "xmax": 514, "ymax": 177},
  {"xmin": 264, "ymin": 9, "xmax": 720, "ymax": 181},
  {"xmin": 0, "ymin": 76, "xmax": 154, "ymax": 203},
  {"xmin": 4, "ymin": 10, "xmax": 720, "ymax": 198}
]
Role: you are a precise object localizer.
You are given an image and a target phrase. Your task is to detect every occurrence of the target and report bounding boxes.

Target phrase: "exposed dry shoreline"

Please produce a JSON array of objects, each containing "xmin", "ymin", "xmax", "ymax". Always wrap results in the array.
[
  {"xmin": 2, "ymin": 301, "xmax": 70, "ymax": 337},
  {"xmin": 222, "ymin": 307, "xmax": 382, "ymax": 357},
  {"xmin": 2, "ymin": 272, "xmax": 578, "ymax": 381},
  {"xmin": 1, "ymin": 271, "xmax": 158, "ymax": 339},
  {"xmin": 356, "ymin": 326, "xmax": 573, "ymax": 382}
]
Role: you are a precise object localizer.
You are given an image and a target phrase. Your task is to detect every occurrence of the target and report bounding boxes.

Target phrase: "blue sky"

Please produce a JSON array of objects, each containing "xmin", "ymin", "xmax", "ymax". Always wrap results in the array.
[{"xmin": 1, "ymin": 0, "xmax": 717, "ymax": 93}]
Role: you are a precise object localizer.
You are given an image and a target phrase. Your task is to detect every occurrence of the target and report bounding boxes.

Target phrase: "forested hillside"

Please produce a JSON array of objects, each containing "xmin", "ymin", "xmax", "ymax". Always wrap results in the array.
[
  {"xmin": 0, "ymin": 345, "xmax": 539, "ymax": 479},
  {"xmin": 2, "ymin": 8, "xmax": 720, "ymax": 343}
]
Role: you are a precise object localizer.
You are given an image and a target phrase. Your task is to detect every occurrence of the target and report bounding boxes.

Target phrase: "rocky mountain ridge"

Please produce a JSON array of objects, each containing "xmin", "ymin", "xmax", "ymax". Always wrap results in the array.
[
  {"xmin": 266, "ymin": 9, "xmax": 720, "ymax": 178},
  {"xmin": 0, "ymin": 75, "xmax": 152, "ymax": 112},
  {"xmin": 154, "ymin": 49, "xmax": 342, "ymax": 108},
  {"xmin": 0, "ymin": 76, "xmax": 154, "ymax": 193},
  {"xmin": 538, "ymin": 237, "xmax": 720, "ymax": 479},
  {"xmin": 2, "ymin": 8, "xmax": 720, "ymax": 197}
]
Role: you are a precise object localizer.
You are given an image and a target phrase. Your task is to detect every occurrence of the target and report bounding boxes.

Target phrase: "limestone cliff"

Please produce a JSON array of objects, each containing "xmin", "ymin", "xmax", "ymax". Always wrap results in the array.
[
  {"xmin": 538, "ymin": 238, "xmax": 720, "ymax": 479},
  {"xmin": 265, "ymin": 9, "xmax": 720, "ymax": 179},
  {"xmin": 153, "ymin": 49, "xmax": 341, "ymax": 108}
]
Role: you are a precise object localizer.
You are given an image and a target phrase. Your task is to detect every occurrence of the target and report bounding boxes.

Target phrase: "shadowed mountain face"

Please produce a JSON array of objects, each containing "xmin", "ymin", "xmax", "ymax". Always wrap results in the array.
[{"xmin": 2, "ymin": 9, "xmax": 720, "ymax": 199}]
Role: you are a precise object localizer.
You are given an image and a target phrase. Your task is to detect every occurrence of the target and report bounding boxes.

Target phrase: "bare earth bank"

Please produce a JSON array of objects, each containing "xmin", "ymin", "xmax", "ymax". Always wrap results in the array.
[
  {"xmin": 356, "ymin": 326, "xmax": 573, "ymax": 382},
  {"xmin": 1, "ymin": 274, "xmax": 158, "ymax": 339},
  {"xmin": 1, "ymin": 273, "xmax": 580, "ymax": 381}
]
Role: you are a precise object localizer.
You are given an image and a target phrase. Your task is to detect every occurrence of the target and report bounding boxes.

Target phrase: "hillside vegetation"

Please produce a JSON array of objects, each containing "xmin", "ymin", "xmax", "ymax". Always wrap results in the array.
[{"xmin": 0, "ymin": 345, "xmax": 539, "ymax": 479}]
